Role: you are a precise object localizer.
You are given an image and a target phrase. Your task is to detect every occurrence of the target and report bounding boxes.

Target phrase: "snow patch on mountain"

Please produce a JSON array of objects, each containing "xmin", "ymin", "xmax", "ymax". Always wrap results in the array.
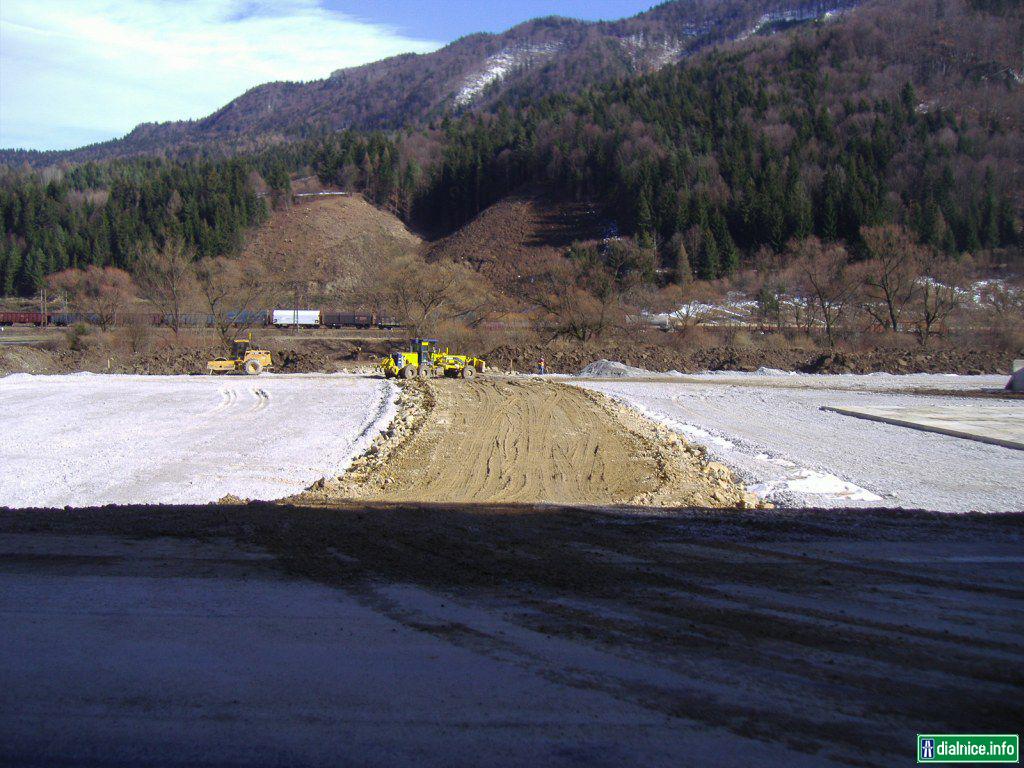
[
  {"xmin": 455, "ymin": 43, "xmax": 563, "ymax": 107},
  {"xmin": 737, "ymin": 4, "xmax": 850, "ymax": 42},
  {"xmin": 617, "ymin": 33, "xmax": 686, "ymax": 71}
]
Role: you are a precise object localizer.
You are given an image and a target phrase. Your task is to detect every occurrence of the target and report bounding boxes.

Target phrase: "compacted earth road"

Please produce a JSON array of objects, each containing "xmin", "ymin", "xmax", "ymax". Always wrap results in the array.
[
  {"xmin": 354, "ymin": 378, "xmax": 659, "ymax": 504},
  {"xmin": 329, "ymin": 379, "xmax": 752, "ymax": 508}
]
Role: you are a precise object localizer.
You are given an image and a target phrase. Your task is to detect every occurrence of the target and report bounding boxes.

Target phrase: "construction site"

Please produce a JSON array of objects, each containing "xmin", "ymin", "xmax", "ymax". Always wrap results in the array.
[
  {"xmin": 1, "ymin": 187, "xmax": 1023, "ymax": 766},
  {"xmin": 2, "ymin": 344, "xmax": 1023, "ymax": 767},
  {"xmin": 4, "ymin": 0, "xmax": 1024, "ymax": 760}
]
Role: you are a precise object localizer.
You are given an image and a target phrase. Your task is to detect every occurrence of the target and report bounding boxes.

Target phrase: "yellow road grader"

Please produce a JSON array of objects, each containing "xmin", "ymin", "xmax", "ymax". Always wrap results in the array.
[
  {"xmin": 381, "ymin": 338, "xmax": 486, "ymax": 380},
  {"xmin": 206, "ymin": 334, "xmax": 273, "ymax": 375}
]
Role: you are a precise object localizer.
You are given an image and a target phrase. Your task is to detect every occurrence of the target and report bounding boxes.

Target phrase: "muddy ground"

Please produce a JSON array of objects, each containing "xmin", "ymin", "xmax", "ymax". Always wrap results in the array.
[{"xmin": 1, "ymin": 503, "xmax": 1021, "ymax": 767}]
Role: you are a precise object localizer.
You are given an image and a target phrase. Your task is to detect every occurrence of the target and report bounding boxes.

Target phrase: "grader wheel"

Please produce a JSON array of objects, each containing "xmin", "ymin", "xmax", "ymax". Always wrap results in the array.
[
  {"xmin": 401, "ymin": 366, "xmax": 416, "ymax": 380},
  {"xmin": 417, "ymin": 366, "xmax": 431, "ymax": 379},
  {"xmin": 461, "ymin": 365, "xmax": 476, "ymax": 379},
  {"xmin": 245, "ymin": 359, "xmax": 263, "ymax": 375}
]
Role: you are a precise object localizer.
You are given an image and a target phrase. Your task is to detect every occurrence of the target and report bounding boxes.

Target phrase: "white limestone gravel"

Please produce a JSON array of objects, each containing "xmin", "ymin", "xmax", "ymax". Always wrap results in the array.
[
  {"xmin": 0, "ymin": 373, "xmax": 396, "ymax": 508},
  {"xmin": 573, "ymin": 371, "xmax": 1023, "ymax": 513}
]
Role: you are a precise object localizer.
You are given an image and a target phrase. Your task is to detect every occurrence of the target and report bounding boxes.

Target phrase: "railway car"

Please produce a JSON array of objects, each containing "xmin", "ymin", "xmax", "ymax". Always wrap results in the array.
[
  {"xmin": 179, "ymin": 313, "xmax": 217, "ymax": 327},
  {"xmin": 0, "ymin": 311, "xmax": 47, "ymax": 326},
  {"xmin": 227, "ymin": 309, "xmax": 269, "ymax": 327},
  {"xmin": 272, "ymin": 309, "xmax": 320, "ymax": 328},
  {"xmin": 322, "ymin": 311, "xmax": 373, "ymax": 329},
  {"xmin": 32, "ymin": 307, "xmax": 399, "ymax": 330}
]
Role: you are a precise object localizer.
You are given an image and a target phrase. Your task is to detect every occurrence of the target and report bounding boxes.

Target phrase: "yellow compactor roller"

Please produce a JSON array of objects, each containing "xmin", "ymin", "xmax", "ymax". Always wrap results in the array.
[
  {"xmin": 206, "ymin": 334, "xmax": 273, "ymax": 375},
  {"xmin": 381, "ymin": 338, "xmax": 486, "ymax": 380}
]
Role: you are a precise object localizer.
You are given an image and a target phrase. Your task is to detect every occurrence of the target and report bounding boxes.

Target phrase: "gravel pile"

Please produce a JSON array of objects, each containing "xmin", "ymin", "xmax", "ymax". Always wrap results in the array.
[{"xmin": 577, "ymin": 359, "xmax": 661, "ymax": 377}]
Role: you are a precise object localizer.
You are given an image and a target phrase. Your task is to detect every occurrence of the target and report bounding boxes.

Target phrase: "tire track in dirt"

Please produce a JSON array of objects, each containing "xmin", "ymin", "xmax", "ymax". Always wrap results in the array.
[{"xmin": 329, "ymin": 378, "xmax": 755, "ymax": 507}]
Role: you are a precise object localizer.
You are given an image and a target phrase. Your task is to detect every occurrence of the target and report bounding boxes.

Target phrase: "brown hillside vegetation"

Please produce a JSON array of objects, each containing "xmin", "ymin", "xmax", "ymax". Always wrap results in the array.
[
  {"xmin": 242, "ymin": 196, "xmax": 421, "ymax": 305},
  {"xmin": 424, "ymin": 189, "xmax": 606, "ymax": 290}
]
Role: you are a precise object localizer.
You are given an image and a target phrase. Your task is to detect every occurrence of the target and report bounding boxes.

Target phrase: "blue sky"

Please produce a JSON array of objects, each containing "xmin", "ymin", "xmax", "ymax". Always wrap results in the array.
[
  {"xmin": 321, "ymin": 1, "xmax": 657, "ymax": 39},
  {"xmin": 0, "ymin": 0, "xmax": 656, "ymax": 152}
]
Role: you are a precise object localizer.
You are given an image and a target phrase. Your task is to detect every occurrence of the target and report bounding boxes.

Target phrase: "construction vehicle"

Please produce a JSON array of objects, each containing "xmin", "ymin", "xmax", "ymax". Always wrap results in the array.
[
  {"xmin": 380, "ymin": 338, "xmax": 486, "ymax": 380},
  {"xmin": 206, "ymin": 333, "xmax": 274, "ymax": 375}
]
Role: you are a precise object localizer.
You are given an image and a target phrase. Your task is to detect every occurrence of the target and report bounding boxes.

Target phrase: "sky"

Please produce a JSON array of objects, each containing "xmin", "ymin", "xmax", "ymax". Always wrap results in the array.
[{"xmin": 0, "ymin": 0, "xmax": 657, "ymax": 152}]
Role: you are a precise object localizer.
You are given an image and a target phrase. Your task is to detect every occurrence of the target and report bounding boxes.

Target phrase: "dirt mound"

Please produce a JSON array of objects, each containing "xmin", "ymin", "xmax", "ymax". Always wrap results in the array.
[
  {"xmin": 0, "ymin": 346, "xmax": 68, "ymax": 376},
  {"xmin": 301, "ymin": 379, "xmax": 757, "ymax": 509},
  {"xmin": 0, "ymin": 339, "xmax": 372, "ymax": 377},
  {"xmin": 424, "ymin": 189, "xmax": 605, "ymax": 290},
  {"xmin": 243, "ymin": 195, "xmax": 421, "ymax": 301},
  {"xmin": 487, "ymin": 341, "xmax": 1012, "ymax": 376},
  {"xmin": 799, "ymin": 349, "xmax": 1004, "ymax": 375},
  {"xmin": 3, "ymin": 337, "xmax": 1010, "ymax": 379}
]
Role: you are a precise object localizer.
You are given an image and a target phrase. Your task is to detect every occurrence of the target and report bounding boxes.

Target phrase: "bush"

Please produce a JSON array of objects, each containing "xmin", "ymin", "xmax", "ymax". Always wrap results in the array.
[
  {"xmin": 725, "ymin": 329, "xmax": 754, "ymax": 349},
  {"xmin": 667, "ymin": 324, "xmax": 717, "ymax": 350},
  {"xmin": 67, "ymin": 323, "xmax": 90, "ymax": 352}
]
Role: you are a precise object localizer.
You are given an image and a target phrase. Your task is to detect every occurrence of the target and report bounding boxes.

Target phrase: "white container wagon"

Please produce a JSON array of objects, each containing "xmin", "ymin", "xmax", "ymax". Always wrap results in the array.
[{"xmin": 272, "ymin": 309, "xmax": 321, "ymax": 328}]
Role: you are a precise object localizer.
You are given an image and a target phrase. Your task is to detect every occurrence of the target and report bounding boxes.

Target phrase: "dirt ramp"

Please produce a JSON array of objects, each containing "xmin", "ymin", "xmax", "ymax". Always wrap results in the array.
[{"xmin": 327, "ymin": 379, "xmax": 753, "ymax": 508}]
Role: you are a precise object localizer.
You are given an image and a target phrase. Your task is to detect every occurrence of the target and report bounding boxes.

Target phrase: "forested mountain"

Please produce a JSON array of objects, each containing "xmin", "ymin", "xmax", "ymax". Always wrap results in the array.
[
  {"xmin": 0, "ymin": 0, "xmax": 1021, "ymax": 297},
  {"xmin": 408, "ymin": 0, "xmax": 1023, "ymax": 277},
  {"xmin": 0, "ymin": 0, "xmax": 858, "ymax": 166}
]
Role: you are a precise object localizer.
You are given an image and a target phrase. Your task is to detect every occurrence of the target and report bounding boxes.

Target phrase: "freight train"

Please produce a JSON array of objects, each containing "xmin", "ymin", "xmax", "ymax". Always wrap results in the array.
[{"xmin": 0, "ymin": 309, "xmax": 401, "ymax": 330}]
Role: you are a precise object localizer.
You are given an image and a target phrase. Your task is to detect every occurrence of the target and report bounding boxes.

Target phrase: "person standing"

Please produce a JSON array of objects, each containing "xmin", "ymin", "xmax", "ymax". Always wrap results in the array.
[{"xmin": 538, "ymin": 357, "xmax": 546, "ymax": 375}]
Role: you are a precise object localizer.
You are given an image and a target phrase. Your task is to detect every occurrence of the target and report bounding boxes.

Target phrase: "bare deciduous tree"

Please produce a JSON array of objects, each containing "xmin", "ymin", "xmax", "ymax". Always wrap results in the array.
[
  {"xmin": 789, "ymin": 237, "xmax": 854, "ymax": 347},
  {"xmin": 135, "ymin": 239, "xmax": 196, "ymax": 334},
  {"xmin": 369, "ymin": 255, "xmax": 496, "ymax": 337},
  {"xmin": 194, "ymin": 256, "xmax": 271, "ymax": 347},
  {"xmin": 520, "ymin": 251, "xmax": 625, "ymax": 342},
  {"xmin": 47, "ymin": 266, "xmax": 138, "ymax": 331},
  {"xmin": 859, "ymin": 225, "xmax": 924, "ymax": 332},
  {"xmin": 911, "ymin": 254, "xmax": 964, "ymax": 347},
  {"xmin": 977, "ymin": 277, "xmax": 1024, "ymax": 350}
]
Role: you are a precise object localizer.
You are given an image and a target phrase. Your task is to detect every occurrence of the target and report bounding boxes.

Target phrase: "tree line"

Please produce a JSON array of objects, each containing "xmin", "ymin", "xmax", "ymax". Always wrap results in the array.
[{"xmin": 0, "ymin": 158, "xmax": 272, "ymax": 297}]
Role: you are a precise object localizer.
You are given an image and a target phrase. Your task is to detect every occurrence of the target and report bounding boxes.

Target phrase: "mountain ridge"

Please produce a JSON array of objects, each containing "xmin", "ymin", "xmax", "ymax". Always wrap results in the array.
[{"xmin": 0, "ymin": 0, "xmax": 859, "ymax": 166}]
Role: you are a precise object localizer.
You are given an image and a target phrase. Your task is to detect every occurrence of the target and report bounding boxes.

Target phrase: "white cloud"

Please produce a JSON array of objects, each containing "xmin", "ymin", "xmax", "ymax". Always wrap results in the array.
[{"xmin": 0, "ymin": 0, "xmax": 442, "ymax": 150}]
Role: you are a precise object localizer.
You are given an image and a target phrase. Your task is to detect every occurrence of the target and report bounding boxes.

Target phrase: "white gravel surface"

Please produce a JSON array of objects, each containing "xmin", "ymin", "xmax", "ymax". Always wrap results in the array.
[
  {"xmin": 0, "ymin": 373, "xmax": 396, "ymax": 508},
  {"xmin": 574, "ymin": 372, "xmax": 1023, "ymax": 513}
]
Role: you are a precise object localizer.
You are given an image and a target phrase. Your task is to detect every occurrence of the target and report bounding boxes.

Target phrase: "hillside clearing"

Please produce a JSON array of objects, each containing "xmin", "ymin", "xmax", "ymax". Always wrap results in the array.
[{"xmin": 242, "ymin": 195, "xmax": 421, "ymax": 301}]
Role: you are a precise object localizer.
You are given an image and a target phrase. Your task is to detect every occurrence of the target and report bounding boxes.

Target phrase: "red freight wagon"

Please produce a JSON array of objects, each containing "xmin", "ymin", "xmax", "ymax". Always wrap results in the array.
[{"xmin": 0, "ymin": 311, "xmax": 46, "ymax": 326}]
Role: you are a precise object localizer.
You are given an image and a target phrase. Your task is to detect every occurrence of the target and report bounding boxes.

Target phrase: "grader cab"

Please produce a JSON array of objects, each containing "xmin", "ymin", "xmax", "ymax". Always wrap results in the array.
[{"xmin": 381, "ymin": 338, "xmax": 486, "ymax": 380}]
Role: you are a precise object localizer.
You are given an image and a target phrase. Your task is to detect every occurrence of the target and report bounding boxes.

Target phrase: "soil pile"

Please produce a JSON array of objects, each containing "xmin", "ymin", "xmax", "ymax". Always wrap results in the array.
[
  {"xmin": 0, "ymin": 337, "xmax": 385, "ymax": 377},
  {"xmin": 488, "ymin": 341, "xmax": 1012, "ymax": 376}
]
